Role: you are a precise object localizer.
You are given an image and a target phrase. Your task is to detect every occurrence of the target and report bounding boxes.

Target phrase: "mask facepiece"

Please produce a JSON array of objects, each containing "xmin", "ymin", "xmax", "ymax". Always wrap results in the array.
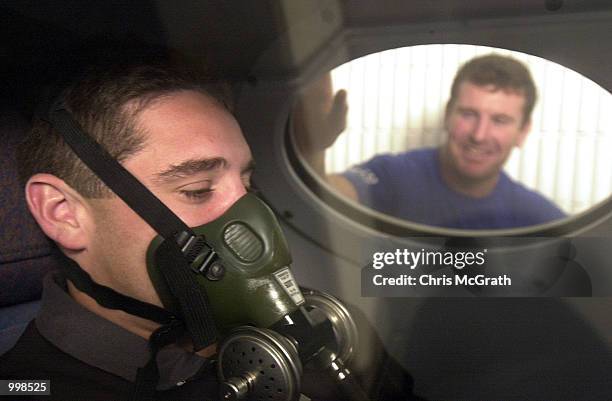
[
  {"xmin": 147, "ymin": 193, "xmax": 363, "ymax": 401},
  {"xmin": 146, "ymin": 192, "xmax": 304, "ymax": 333}
]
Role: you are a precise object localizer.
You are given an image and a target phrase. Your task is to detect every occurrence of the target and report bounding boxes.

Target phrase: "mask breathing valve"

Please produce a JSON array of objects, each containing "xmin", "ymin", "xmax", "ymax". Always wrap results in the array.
[
  {"xmin": 218, "ymin": 327, "xmax": 302, "ymax": 401},
  {"xmin": 216, "ymin": 289, "xmax": 364, "ymax": 401}
]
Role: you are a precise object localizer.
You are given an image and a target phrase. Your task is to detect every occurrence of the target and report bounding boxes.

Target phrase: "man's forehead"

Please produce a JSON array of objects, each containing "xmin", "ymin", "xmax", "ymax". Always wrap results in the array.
[
  {"xmin": 132, "ymin": 89, "xmax": 226, "ymax": 120},
  {"xmin": 459, "ymin": 81, "xmax": 527, "ymax": 101},
  {"xmin": 124, "ymin": 90, "xmax": 251, "ymax": 176},
  {"xmin": 134, "ymin": 90, "xmax": 243, "ymax": 144},
  {"xmin": 455, "ymin": 81, "xmax": 526, "ymax": 112}
]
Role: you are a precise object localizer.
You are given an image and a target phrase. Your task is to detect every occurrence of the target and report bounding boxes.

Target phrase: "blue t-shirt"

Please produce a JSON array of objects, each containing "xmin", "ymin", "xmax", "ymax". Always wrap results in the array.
[{"xmin": 342, "ymin": 148, "xmax": 565, "ymax": 230}]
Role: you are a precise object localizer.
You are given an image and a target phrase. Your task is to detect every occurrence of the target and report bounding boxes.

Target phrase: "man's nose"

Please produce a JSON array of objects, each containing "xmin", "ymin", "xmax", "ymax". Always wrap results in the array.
[
  {"xmin": 470, "ymin": 116, "xmax": 490, "ymax": 142},
  {"xmin": 219, "ymin": 176, "xmax": 249, "ymax": 212}
]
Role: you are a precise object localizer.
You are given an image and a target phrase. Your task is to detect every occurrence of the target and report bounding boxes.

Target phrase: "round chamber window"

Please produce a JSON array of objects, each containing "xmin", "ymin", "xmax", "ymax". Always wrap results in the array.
[{"xmin": 290, "ymin": 44, "xmax": 612, "ymax": 233}]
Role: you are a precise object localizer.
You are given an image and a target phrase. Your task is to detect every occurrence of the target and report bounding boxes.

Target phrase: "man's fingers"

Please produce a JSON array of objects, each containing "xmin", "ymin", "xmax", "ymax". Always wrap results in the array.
[{"xmin": 328, "ymin": 89, "xmax": 348, "ymax": 136}]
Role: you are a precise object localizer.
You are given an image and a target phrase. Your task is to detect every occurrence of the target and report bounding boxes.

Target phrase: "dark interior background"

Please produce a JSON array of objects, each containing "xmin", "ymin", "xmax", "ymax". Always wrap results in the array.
[{"xmin": 3, "ymin": 0, "xmax": 612, "ymax": 117}]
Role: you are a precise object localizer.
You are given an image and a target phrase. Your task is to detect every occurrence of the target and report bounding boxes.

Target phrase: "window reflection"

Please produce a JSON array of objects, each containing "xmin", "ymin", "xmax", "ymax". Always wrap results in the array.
[{"xmin": 293, "ymin": 44, "xmax": 612, "ymax": 230}]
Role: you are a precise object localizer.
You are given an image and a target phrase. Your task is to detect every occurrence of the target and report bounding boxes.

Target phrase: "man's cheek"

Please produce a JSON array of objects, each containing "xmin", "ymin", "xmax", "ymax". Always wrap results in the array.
[{"xmin": 449, "ymin": 127, "xmax": 470, "ymax": 145}]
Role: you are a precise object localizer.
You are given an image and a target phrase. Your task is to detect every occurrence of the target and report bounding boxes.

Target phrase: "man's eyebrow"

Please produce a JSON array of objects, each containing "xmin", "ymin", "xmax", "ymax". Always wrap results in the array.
[{"xmin": 155, "ymin": 157, "xmax": 227, "ymax": 181}]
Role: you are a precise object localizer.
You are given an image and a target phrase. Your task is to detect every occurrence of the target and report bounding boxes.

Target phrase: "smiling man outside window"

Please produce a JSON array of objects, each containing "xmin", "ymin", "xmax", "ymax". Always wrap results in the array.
[{"xmin": 296, "ymin": 54, "xmax": 565, "ymax": 229}]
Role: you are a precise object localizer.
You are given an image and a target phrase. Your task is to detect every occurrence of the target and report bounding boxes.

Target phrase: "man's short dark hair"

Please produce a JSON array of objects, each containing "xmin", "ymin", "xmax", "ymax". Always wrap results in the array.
[
  {"xmin": 448, "ymin": 54, "xmax": 537, "ymax": 126},
  {"xmin": 18, "ymin": 63, "xmax": 227, "ymax": 198}
]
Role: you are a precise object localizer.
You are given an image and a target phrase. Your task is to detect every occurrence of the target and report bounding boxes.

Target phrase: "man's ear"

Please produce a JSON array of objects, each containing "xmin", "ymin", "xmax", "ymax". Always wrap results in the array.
[
  {"xmin": 516, "ymin": 118, "xmax": 532, "ymax": 148},
  {"xmin": 25, "ymin": 173, "xmax": 89, "ymax": 251}
]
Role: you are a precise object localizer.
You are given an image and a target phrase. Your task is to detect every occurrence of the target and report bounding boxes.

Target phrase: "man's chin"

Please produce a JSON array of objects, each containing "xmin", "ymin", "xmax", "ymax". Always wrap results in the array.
[
  {"xmin": 456, "ymin": 167, "xmax": 499, "ymax": 185},
  {"xmin": 454, "ymin": 154, "xmax": 499, "ymax": 176}
]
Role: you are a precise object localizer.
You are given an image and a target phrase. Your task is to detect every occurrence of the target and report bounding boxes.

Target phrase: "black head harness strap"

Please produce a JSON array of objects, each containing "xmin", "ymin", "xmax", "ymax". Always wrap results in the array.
[{"xmin": 46, "ymin": 101, "xmax": 219, "ymax": 399}]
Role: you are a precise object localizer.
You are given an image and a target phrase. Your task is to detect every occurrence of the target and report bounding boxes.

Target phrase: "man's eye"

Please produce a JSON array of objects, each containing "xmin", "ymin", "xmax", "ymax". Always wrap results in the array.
[
  {"xmin": 458, "ymin": 109, "xmax": 476, "ymax": 119},
  {"xmin": 493, "ymin": 116, "xmax": 512, "ymax": 125},
  {"xmin": 180, "ymin": 188, "xmax": 213, "ymax": 200}
]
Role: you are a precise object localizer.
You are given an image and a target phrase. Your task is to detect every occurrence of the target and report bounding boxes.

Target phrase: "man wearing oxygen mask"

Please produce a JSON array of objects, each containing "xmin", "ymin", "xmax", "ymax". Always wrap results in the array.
[
  {"xmin": 0, "ymin": 63, "xmax": 246, "ymax": 400},
  {"xmin": 0, "ymin": 61, "xmax": 419, "ymax": 401}
]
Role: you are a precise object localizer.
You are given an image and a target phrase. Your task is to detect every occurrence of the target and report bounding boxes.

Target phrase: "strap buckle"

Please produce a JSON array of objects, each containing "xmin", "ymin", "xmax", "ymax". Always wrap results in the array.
[{"xmin": 175, "ymin": 231, "xmax": 219, "ymax": 275}]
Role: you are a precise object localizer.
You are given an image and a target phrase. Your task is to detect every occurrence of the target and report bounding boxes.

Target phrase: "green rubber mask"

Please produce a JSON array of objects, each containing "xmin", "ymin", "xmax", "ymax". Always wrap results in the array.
[{"xmin": 146, "ymin": 193, "xmax": 305, "ymax": 334}]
